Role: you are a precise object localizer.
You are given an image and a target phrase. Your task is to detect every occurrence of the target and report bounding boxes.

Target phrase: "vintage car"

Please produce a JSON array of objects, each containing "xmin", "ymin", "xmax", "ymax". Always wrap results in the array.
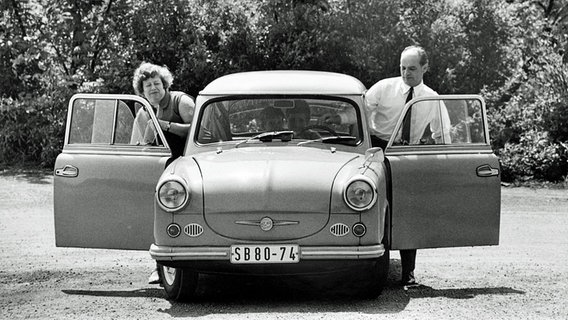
[{"xmin": 54, "ymin": 70, "xmax": 501, "ymax": 301}]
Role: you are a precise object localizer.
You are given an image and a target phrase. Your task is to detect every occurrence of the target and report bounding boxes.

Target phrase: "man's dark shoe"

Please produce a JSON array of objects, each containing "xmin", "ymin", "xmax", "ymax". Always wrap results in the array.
[{"xmin": 401, "ymin": 272, "xmax": 416, "ymax": 286}]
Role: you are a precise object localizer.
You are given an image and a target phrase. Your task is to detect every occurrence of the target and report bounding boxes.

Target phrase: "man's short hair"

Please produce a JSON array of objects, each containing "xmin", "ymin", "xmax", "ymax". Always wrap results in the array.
[
  {"xmin": 132, "ymin": 62, "xmax": 174, "ymax": 96},
  {"xmin": 402, "ymin": 45, "xmax": 429, "ymax": 66},
  {"xmin": 286, "ymin": 100, "xmax": 310, "ymax": 119},
  {"xmin": 260, "ymin": 106, "xmax": 285, "ymax": 122}
]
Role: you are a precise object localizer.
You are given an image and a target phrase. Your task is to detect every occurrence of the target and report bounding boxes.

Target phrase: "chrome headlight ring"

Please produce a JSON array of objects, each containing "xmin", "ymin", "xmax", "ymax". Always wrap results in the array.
[
  {"xmin": 343, "ymin": 176, "xmax": 378, "ymax": 211},
  {"xmin": 156, "ymin": 176, "xmax": 190, "ymax": 213}
]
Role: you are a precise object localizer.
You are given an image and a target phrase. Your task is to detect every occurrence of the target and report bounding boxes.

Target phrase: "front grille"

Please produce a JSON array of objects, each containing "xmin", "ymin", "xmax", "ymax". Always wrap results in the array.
[
  {"xmin": 184, "ymin": 223, "xmax": 204, "ymax": 237},
  {"xmin": 330, "ymin": 223, "xmax": 350, "ymax": 237}
]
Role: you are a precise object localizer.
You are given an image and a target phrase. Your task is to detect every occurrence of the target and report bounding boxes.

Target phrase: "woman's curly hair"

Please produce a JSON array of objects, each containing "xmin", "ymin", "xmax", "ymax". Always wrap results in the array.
[{"xmin": 132, "ymin": 62, "xmax": 174, "ymax": 96}]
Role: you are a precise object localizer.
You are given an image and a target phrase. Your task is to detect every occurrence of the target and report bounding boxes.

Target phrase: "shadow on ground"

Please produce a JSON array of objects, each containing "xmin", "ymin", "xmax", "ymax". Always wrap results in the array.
[
  {"xmin": 59, "ymin": 259, "xmax": 525, "ymax": 317},
  {"xmin": 0, "ymin": 168, "xmax": 53, "ymax": 184},
  {"xmin": 62, "ymin": 288, "xmax": 164, "ymax": 298}
]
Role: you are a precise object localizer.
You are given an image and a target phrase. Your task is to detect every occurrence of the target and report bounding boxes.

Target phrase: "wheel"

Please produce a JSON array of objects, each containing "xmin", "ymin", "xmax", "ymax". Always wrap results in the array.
[
  {"xmin": 158, "ymin": 264, "xmax": 198, "ymax": 301},
  {"xmin": 363, "ymin": 213, "xmax": 392, "ymax": 298},
  {"xmin": 361, "ymin": 248, "xmax": 390, "ymax": 298},
  {"xmin": 298, "ymin": 124, "xmax": 338, "ymax": 138}
]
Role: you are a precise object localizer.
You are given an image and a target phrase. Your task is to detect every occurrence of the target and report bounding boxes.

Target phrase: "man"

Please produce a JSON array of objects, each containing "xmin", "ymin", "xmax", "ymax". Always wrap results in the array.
[
  {"xmin": 286, "ymin": 100, "xmax": 319, "ymax": 139},
  {"xmin": 259, "ymin": 106, "xmax": 285, "ymax": 131},
  {"xmin": 132, "ymin": 62, "xmax": 195, "ymax": 284},
  {"xmin": 326, "ymin": 45, "xmax": 451, "ymax": 285},
  {"xmin": 364, "ymin": 46, "xmax": 451, "ymax": 150},
  {"xmin": 286, "ymin": 100, "xmax": 310, "ymax": 133},
  {"xmin": 369, "ymin": 45, "xmax": 452, "ymax": 285}
]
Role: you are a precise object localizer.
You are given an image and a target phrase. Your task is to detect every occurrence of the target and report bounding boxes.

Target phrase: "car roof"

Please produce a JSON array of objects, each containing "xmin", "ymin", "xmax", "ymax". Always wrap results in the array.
[{"xmin": 199, "ymin": 70, "xmax": 366, "ymax": 95}]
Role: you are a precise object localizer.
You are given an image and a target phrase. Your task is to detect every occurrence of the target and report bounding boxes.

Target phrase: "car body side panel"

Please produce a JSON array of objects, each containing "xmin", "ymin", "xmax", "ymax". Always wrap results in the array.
[
  {"xmin": 54, "ymin": 150, "xmax": 169, "ymax": 250},
  {"xmin": 329, "ymin": 155, "xmax": 388, "ymax": 247},
  {"xmin": 387, "ymin": 150, "xmax": 501, "ymax": 249}
]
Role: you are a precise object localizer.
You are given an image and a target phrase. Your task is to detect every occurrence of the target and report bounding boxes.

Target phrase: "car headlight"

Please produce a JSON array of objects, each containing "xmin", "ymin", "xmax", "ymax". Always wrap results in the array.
[
  {"xmin": 157, "ymin": 178, "xmax": 190, "ymax": 212},
  {"xmin": 343, "ymin": 177, "xmax": 377, "ymax": 211}
]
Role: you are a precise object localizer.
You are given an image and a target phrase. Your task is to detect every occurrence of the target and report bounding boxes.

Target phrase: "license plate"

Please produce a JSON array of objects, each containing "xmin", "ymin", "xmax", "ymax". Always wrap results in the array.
[{"xmin": 230, "ymin": 244, "xmax": 300, "ymax": 264}]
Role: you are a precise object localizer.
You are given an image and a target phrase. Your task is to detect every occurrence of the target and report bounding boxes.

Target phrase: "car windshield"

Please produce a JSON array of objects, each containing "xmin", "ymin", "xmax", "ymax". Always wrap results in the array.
[{"xmin": 196, "ymin": 98, "xmax": 361, "ymax": 147}]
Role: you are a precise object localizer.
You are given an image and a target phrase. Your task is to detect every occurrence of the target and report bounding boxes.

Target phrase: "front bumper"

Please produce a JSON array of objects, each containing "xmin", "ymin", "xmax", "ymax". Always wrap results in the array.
[{"xmin": 149, "ymin": 244, "xmax": 385, "ymax": 261}]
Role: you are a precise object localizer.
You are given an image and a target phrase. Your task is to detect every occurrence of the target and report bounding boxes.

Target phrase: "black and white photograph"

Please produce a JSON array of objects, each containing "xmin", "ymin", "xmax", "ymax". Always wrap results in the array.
[{"xmin": 1, "ymin": 1, "xmax": 567, "ymax": 319}]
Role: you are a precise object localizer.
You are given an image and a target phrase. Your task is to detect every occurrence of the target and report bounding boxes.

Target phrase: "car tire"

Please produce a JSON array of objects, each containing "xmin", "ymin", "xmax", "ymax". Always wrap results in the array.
[
  {"xmin": 361, "ymin": 247, "xmax": 389, "ymax": 298},
  {"xmin": 158, "ymin": 264, "xmax": 198, "ymax": 301}
]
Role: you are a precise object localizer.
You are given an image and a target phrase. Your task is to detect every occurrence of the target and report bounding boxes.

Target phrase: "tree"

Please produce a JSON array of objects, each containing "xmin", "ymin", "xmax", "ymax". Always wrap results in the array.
[{"xmin": 485, "ymin": 0, "xmax": 568, "ymax": 181}]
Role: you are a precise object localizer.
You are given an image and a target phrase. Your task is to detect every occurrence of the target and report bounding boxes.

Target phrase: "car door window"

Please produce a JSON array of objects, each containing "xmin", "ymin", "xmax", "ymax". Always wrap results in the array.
[
  {"xmin": 445, "ymin": 99, "xmax": 486, "ymax": 144},
  {"xmin": 68, "ymin": 98, "xmax": 163, "ymax": 146},
  {"xmin": 392, "ymin": 98, "xmax": 486, "ymax": 146}
]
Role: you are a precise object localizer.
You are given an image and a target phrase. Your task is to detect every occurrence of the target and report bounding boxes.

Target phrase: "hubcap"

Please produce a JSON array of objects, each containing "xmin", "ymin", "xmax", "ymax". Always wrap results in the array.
[{"xmin": 162, "ymin": 266, "xmax": 177, "ymax": 285}]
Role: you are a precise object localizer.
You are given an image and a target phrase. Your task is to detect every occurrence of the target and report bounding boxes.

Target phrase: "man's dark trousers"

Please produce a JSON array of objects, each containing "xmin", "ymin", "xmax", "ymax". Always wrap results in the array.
[{"xmin": 370, "ymin": 134, "xmax": 417, "ymax": 283}]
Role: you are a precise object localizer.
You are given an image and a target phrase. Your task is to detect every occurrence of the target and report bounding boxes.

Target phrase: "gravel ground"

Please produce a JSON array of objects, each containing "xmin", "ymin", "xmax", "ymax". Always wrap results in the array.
[{"xmin": 0, "ymin": 171, "xmax": 567, "ymax": 320}]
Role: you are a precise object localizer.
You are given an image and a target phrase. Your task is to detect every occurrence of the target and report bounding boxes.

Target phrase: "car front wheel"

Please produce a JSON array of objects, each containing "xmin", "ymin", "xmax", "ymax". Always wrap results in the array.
[
  {"xmin": 361, "ymin": 248, "xmax": 390, "ymax": 298},
  {"xmin": 158, "ymin": 265, "xmax": 198, "ymax": 301}
]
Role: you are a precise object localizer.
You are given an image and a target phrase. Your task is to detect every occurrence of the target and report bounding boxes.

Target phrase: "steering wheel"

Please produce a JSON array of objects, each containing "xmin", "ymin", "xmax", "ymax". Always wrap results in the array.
[{"xmin": 298, "ymin": 124, "xmax": 338, "ymax": 138}]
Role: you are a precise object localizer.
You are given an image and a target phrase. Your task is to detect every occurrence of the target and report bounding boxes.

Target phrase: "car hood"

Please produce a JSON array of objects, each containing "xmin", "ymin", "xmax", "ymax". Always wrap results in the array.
[{"xmin": 192, "ymin": 146, "xmax": 359, "ymax": 240}]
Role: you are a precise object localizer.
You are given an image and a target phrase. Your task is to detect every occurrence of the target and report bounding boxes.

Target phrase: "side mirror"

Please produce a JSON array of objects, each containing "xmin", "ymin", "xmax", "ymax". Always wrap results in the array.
[{"xmin": 365, "ymin": 147, "xmax": 384, "ymax": 163}]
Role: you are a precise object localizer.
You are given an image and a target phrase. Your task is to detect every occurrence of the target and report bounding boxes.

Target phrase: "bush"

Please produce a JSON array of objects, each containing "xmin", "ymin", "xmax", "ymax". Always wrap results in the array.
[
  {"xmin": 485, "ymin": 26, "xmax": 568, "ymax": 183},
  {"xmin": 0, "ymin": 94, "xmax": 67, "ymax": 168},
  {"xmin": 1, "ymin": 0, "xmax": 566, "ymax": 184},
  {"xmin": 498, "ymin": 131, "xmax": 567, "ymax": 182}
]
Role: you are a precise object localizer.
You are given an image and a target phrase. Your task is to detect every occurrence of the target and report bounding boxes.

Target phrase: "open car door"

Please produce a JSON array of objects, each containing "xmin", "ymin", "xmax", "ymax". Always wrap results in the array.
[
  {"xmin": 54, "ymin": 94, "xmax": 171, "ymax": 250},
  {"xmin": 385, "ymin": 95, "xmax": 500, "ymax": 250}
]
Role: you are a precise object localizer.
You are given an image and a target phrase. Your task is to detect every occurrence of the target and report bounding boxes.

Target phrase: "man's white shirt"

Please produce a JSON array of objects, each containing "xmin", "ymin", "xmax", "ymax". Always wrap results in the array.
[{"xmin": 361, "ymin": 77, "xmax": 451, "ymax": 144}]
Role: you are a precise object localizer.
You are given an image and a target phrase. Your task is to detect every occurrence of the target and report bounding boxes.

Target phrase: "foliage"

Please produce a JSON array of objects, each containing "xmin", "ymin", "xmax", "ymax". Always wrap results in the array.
[
  {"xmin": 485, "ymin": 1, "xmax": 568, "ymax": 182},
  {"xmin": 0, "ymin": 0, "xmax": 567, "ymax": 181},
  {"xmin": 0, "ymin": 93, "xmax": 68, "ymax": 167},
  {"xmin": 499, "ymin": 131, "xmax": 567, "ymax": 182}
]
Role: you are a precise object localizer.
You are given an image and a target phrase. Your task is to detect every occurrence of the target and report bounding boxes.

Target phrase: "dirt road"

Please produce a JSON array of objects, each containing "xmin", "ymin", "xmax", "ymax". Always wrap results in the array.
[{"xmin": 0, "ymin": 171, "xmax": 567, "ymax": 319}]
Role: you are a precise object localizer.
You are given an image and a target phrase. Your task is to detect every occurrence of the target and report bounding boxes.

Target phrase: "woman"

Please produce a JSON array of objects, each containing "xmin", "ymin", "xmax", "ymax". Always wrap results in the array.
[
  {"xmin": 132, "ymin": 62, "xmax": 195, "ymax": 284},
  {"xmin": 132, "ymin": 62, "xmax": 195, "ymax": 159}
]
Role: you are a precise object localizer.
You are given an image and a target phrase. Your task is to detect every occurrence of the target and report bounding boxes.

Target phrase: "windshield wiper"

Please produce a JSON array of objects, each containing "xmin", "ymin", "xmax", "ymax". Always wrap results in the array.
[
  {"xmin": 297, "ymin": 135, "xmax": 358, "ymax": 146},
  {"xmin": 235, "ymin": 130, "xmax": 294, "ymax": 148}
]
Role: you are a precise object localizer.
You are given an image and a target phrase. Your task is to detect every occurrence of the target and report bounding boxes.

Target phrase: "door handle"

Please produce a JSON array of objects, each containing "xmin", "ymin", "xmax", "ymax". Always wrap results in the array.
[
  {"xmin": 476, "ymin": 164, "xmax": 499, "ymax": 177},
  {"xmin": 55, "ymin": 165, "xmax": 79, "ymax": 178}
]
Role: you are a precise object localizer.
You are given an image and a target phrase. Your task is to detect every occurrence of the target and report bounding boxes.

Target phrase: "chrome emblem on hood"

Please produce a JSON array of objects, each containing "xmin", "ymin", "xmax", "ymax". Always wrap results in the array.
[
  {"xmin": 260, "ymin": 217, "xmax": 274, "ymax": 231},
  {"xmin": 235, "ymin": 217, "xmax": 299, "ymax": 231}
]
